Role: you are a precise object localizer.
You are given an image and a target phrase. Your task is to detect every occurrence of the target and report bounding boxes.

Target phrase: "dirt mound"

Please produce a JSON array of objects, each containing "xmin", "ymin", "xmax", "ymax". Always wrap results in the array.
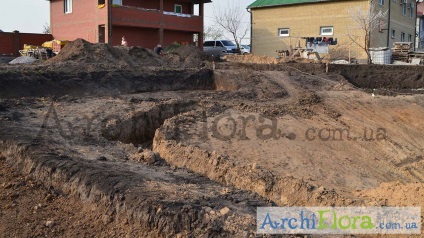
[
  {"xmin": 356, "ymin": 182, "xmax": 424, "ymax": 207},
  {"xmin": 46, "ymin": 38, "xmax": 162, "ymax": 67},
  {"xmin": 164, "ymin": 44, "xmax": 209, "ymax": 68},
  {"xmin": 330, "ymin": 64, "xmax": 424, "ymax": 90},
  {"xmin": 223, "ymin": 54, "xmax": 279, "ymax": 64}
]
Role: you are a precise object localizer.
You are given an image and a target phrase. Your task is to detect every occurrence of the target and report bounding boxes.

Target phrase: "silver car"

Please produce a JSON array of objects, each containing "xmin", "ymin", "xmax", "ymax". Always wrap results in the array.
[
  {"xmin": 203, "ymin": 40, "xmax": 239, "ymax": 57},
  {"xmin": 241, "ymin": 45, "xmax": 250, "ymax": 55}
]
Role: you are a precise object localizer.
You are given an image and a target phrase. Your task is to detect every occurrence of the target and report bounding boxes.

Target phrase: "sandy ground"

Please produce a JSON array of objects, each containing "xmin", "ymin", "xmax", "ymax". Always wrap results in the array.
[{"xmin": 0, "ymin": 41, "xmax": 423, "ymax": 237}]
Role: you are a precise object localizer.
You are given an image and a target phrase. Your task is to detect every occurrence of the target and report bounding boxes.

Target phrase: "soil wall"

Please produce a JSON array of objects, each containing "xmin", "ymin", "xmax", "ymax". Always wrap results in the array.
[
  {"xmin": 217, "ymin": 62, "xmax": 424, "ymax": 90},
  {"xmin": 0, "ymin": 68, "xmax": 214, "ymax": 98}
]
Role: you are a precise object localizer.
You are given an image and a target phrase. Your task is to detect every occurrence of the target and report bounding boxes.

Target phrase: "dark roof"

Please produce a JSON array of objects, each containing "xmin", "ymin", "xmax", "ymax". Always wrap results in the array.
[{"xmin": 248, "ymin": 0, "xmax": 334, "ymax": 9}]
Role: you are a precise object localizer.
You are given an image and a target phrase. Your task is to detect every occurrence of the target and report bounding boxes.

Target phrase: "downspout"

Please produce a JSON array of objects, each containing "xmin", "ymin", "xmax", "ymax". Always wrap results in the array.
[
  {"xmin": 247, "ymin": 8, "xmax": 252, "ymax": 53},
  {"xmin": 414, "ymin": 0, "xmax": 418, "ymax": 50},
  {"xmin": 387, "ymin": 0, "xmax": 392, "ymax": 47},
  {"xmin": 160, "ymin": 0, "xmax": 164, "ymax": 45},
  {"xmin": 108, "ymin": 0, "xmax": 112, "ymax": 45}
]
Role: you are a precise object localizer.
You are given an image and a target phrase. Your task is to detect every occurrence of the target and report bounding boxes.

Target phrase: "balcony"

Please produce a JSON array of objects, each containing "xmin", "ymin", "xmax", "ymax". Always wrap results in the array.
[{"xmin": 111, "ymin": 6, "xmax": 203, "ymax": 32}]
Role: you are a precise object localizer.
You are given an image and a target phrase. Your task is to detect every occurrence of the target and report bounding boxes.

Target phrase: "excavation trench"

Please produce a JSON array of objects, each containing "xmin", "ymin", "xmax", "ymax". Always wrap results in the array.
[
  {"xmin": 0, "ymin": 68, "xmax": 215, "ymax": 98},
  {"xmin": 100, "ymin": 70, "xmax": 259, "ymax": 146},
  {"xmin": 0, "ymin": 140, "xmax": 265, "ymax": 237},
  {"xmin": 101, "ymin": 100, "xmax": 198, "ymax": 145}
]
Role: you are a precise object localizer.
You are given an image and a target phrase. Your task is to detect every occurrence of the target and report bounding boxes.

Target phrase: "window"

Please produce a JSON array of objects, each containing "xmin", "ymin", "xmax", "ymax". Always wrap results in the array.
[
  {"xmin": 392, "ymin": 29, "xmax": 396, "ymax": 38},
  {"xmin": 402, "ymin": 2, "xmax": 406, "ymax": 16},
  {"xmin": 278, "ymin": 28, "xmax": 290, "ymax": 37},
  {"xmin": 216, "ymin": 41, "xmax": 224, "ymax": 47},
  {"xmin": 203, "ymin": 41, "xmax": 214, "ymax": 47},
  {"xmin": 64, "ymin": 0, "xmax": 72, "ymax": 13},
  {"xmin": 221, "ymin": 40, "xmax": 236, "ymax": 46},
  {"xmin": 112, "ymin": 0, "xmax": 122, "ymax": 5},
  {"xmin": 98, "ymin": 0, "xmax": 105, "ymax": 4},
  {"xmin": 174, "ymin": 4, "xmax": 182, "ymax": 13},
  {"xmin": 410, "ymin": 3, "xmax": 414, "ymax": 19},
  {"xmin": 320, "ymin": 26, "xmax": 334, "ymax": 36},
  {"xmin": 379, "ymin": 0, "xmax": 384, "ymax": 5},
  {"xmin": 401, "ymin": 32, "xmax": 405, "ymax": 42},
  {"xmin": 408, "ymin": 34, "xmax": 412, "ymax": 42}
]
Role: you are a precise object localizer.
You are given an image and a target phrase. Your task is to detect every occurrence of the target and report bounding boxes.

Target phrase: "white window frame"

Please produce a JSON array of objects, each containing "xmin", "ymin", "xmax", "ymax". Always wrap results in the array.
[
  {"xmin": 320, "ymin": 26, "xmax": 334, "ymax": 36},
  {"xmin": 64, "ymin": 0, "xmax": 72, "ymax": 13},
  {"xmin": 112, "ymin": 0, "xmax": 122, "ymax": 5},
  {"xmin": 174, "ymin": 4, "xmax": 182, "ymax": 13},
  {"xmin": 379, "ymin": 0, "xmax": 384, "ymax": 6},
  {"xmin": 278, "ymin": 28, "xmax": 290, "ymax": 37}
]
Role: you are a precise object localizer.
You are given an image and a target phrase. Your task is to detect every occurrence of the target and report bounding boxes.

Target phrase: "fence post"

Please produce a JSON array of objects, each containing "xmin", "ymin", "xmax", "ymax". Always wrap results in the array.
[{"xmin": 13, "ymin": 30, "xmax": 20, "ymax": 57}]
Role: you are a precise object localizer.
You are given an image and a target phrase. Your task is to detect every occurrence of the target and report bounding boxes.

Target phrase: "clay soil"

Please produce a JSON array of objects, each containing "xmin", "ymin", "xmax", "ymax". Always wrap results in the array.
[{"xmin": 0, "ymin": 41, "xmax": 423, "ymax": 237}]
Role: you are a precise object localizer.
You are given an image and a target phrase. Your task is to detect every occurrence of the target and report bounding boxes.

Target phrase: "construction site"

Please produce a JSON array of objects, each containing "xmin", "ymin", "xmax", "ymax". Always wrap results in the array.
[{"xmin": 0, "ymin": 39, "xmax": 424, "ymax": 237}]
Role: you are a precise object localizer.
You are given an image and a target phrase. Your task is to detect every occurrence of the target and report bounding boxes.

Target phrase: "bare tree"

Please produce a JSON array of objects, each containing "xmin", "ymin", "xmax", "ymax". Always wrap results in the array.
[
  {"xmin": 347, "ymin": 0, "xmax": 387, "ymax": 64},
  {"xmin": 43, "ymin": 23, "xmax": 51, "ymax": 34},
  {"xmin": 213, "ymin": 1, "xmax": 249, "ymax": 53},
  {"xmin": 204, "ymin": 25, "xmax": 224, "ymax": 40}
]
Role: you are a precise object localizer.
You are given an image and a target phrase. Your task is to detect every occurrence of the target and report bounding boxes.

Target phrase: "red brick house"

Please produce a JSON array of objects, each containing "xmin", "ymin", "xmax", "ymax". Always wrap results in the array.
[{"xmin": 48, "ymin": 0, "xmax": 211, "ymax": 49}]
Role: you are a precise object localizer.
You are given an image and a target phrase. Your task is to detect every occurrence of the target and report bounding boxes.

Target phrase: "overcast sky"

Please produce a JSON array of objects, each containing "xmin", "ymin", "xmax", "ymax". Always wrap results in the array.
[{"xmin": 0, "ymin": 0, "xmax": 253, "ymax": 41}]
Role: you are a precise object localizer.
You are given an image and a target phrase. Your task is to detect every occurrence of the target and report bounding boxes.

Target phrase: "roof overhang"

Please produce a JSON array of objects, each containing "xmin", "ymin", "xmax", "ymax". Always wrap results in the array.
[{"xmin": 248, "ymin": 0, "xmax": 335, "ymax": 10}]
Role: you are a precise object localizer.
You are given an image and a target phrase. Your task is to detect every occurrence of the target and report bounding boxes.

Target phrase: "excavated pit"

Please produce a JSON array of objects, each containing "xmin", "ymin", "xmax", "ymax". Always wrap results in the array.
[
  {"xmin": 1, "ymin": 57, "xmax": 424, "ymax": 237},
  {"xmin": 101, "ymin": 100, "xmax": 197, "ymax": 145},
  {"xmin": 0, "ymin": 91, "xmax": 271, "ymax": 237}
]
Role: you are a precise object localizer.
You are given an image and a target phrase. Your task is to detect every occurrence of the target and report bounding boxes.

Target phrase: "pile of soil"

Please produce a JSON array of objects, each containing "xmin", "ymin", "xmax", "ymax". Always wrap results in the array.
[
  {"xmin": 45, "ymin": 39, "xmax": 210, "ymax": 69},
  {"xmin": 164, "ymin": 44, "xmax": 210, "ymax": 68},
  {"xmin": 356, "ymin": 182, "xmax": 424, "ymax": 208},
  {"xmin": 46, "ymin": 38, "xmax": 163, "ymax": 67},
  {"xmin": 223, "ymin": 54, "xmax": 279, "ymax": 64}
]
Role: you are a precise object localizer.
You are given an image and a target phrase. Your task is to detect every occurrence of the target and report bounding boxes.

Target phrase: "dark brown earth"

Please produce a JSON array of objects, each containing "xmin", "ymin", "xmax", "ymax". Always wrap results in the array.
[{"xmin": 0, "ymin": 41, "xmax": 423, "ymax": 237}]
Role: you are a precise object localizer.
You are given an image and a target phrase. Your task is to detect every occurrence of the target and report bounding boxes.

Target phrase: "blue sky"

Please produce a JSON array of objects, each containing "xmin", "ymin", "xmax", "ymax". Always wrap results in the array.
[{"xmin": 0, "ymin": 0, "xmax": 253, "ymax": 40}]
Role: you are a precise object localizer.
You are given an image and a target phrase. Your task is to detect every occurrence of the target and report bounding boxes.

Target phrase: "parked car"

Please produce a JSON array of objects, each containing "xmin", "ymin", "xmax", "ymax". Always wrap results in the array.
[
  {"xmin": 203, "ymin": 40, "xmax": 239, "ymax": 57},
  {"xmin": 241, "ymin": 45, "xmax": 250, "ymax": 55}
]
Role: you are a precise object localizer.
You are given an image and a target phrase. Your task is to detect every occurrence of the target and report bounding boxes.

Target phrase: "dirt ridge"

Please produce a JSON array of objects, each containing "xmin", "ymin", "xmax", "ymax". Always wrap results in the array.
[
  {"xmin": 153, "ymin": 110, "xmax": 356, "ymax": 207},
  {"xmin": 0, "ymin": 140, "xmax": 268, "ymax": 237}
]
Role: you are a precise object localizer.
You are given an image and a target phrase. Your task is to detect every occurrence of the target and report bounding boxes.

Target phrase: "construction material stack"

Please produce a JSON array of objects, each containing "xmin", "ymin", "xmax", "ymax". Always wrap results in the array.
[{"xmin": 391, "ymin": 42, "xmax": 413, "ymax": 63}]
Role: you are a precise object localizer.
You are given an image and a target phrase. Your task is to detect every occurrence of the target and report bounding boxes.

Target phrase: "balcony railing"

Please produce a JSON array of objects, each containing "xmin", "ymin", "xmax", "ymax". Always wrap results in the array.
[{"xmin": 111, "ymin": 6, "xmax": 203, "ymax": 32}]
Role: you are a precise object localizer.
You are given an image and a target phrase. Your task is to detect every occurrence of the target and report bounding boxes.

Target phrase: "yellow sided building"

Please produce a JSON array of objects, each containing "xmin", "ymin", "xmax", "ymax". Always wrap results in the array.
[{"xmin": 248, "ymin": 0, "xmax": 417, "ymax": 61}]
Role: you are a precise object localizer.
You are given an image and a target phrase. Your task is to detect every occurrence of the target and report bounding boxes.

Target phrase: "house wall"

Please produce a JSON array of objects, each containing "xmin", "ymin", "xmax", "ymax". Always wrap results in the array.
[
  {"xmin": 50, "ymin": 0, "xmax": 204, "ymax": 47},
  {"xmin": 121, "ymin": 0, "xmax": 159, "ymax": 9},
  {"xmin": 120, "ymin": 0, "xmax": 193, "ymax": 14},
  {"xmin": 50, "ymin": 0, "xmax": 108, "ymax": 43},
  {"xmin": 112, "ymin": 26, "xmax": 159, "ymax": 48},
  {"xmin": 163, "ymin": 1, "xmax": 193, "ymax": 14},
  {"xmin": 0, "ymin": 31, "xmax": 53, "ymax": 56},
  {"xmin": 0, "ymin": 32, "xmax": 15, "ymax": 55},
  {"xmin": 370, "ymin": 0, "xmax": 416, "ymax": 48},
  {"xmin": 162, "ymin": 30, "xmax": 194, "ymax": 46},
  {"xmin": 251, "ymin": 0, "xmax": 368, "ymax": 60},
  {"xmin": 112, "ymin": 26, "xmax": 194, "ymax": 48},
  {"xmin": 418, "ymin": 2, "xmax": 424, "ymax": 49},
  {"xmin": 251, "ymin": 0, "xmax": 416, "ymax": 61}
]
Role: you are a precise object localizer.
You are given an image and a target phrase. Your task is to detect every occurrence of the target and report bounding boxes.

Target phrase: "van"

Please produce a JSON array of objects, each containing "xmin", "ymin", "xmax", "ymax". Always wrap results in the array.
[{"xmin": 203, "ymin": 40, "xmax": 239, "ymax": 57}]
